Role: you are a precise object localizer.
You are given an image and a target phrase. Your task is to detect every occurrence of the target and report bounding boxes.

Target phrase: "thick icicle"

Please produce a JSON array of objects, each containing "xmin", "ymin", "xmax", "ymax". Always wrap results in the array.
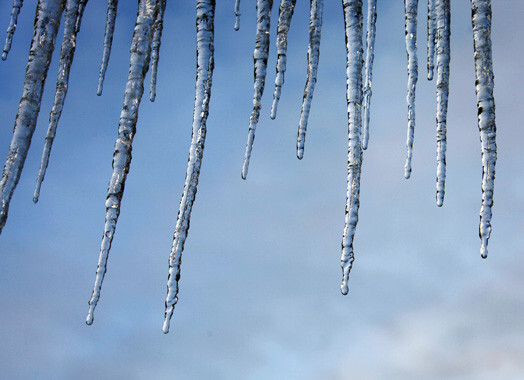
[
  {"xmin": 33, "ymin": 0, "xmax": 87, "ymax": 204},
  {"xmin": 86, "ymin": 0, "xmax": 157, "ymax": 326},
  {"xmin": 234, "ymin": 0, "xmax": 241, "ymax": 31},
  {"xmin": 340, "ymin": 0, "xmax": 363, "ymax": 296},
  {"xmin": 270, "ymin": 0, "xmax": 296, "ymax": 120},
  {"xmin": 149, "ymin": 0, "xmax": 166, "ymax": 102},
  {"xmin": 163, "ymin": 0, "xmax": 215, "ymax": 334},
  {"xmin": 0, "ymin": 0, "xmax": 65, "ymax": 235},
  {"xmin": 427, "ymin": 0, "xmax": 436, "ymax": 80},
  {"xmin": 97, "ymin": 0, "xmax": 118, "ymax": 96},
  {"xmin": 435, "ymin": 0, "xmax": 450, "ymax": 207},
  {"xmin": 471, "ymin": 0, "xmax": 496, "ymax": 258},
  {"xmin": 403, "ymin": 0, "xmax": 418, "ymax": 179},
  {"xmin": 241, "ymin": 0, "xmax": 273, "ymax": 180},
  {"xmin": 2, "ymin": 0, "xmax": 24, "ymax": 61},
  {"xmin": 296, "ymin": 0, "xmax": 323, "ymax": 160},
  {"xmin": 361, "ymin": 0, "xmax": 377, "ymax": 150}
]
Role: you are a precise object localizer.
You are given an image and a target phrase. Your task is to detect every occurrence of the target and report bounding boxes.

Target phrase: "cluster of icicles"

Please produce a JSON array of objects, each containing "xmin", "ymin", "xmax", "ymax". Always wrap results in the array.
[{"xmin": 0, "ymin": 0, "xmax": 496, "ymax": 333}]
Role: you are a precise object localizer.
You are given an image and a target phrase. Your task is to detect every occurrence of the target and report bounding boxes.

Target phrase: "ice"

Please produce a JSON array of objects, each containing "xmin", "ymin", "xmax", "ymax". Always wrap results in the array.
[
  {"xmin": 361, "ymin": 0, "xmax": 377, "ymax": 150},
  {"xmin": 2, "ymin": 0, "xmax": 24, "ymax": 61},
  {"xmin": 97, "ymin": 0, "xmax": 118, "ymax": 96}
]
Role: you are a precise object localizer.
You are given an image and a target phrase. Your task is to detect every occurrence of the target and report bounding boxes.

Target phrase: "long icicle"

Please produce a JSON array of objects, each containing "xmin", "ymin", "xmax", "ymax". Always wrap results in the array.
[
  {"xmin": 270, "ymin": 0, "xmax": 296, "ymax": 120},
  {"xmin": 427, "ymin": 0, "xmax": 436, "ymax": 80},
  {"xmin": 296, "ymin": 0, "xmax": 323, "ymax": 160},
  {"xmin": 0, "ymin": 0, "xmax": 65, "ymax": 235},
  {"xmin": 97, "ymin": 0, "xmax": 118, "ymax": 96},
  {"xmin": 361, "ymin": 0, "xmax": 377, "ymax": 150},
  {"xmin": 340, "ymin": 0, "xmax": 363, "ymax": 296},
  {"xmin": 403, "ymin": 0, "xmax": 418, "ymax": 179},
  {"xmin": 241, "ymin": 0, "xmax": 273, "ymax": 180},
  {"xmin": 86, "ymin": 0, "xmax": 158, "ymax": 326},
  {"xmin": 471, "ymin": 0, "xmax": 496, "ymax": 258},
  {"xmin": 234, "ymin": 0, "xmax": 241, "ymax": 31},
  {"xmin": 149, "ymin": 0, "xmax": 166, "ymax": 102},
  {"xmin": 2, "ymin": 0, "xmax": 24, "ymax": 61},
  {"xmin": 163, "ymin": 0, "xmax": 216, "ymax": 334},
  {"xmin": 435, "ymin": 0, "xmax": 450, "ymax": 207},
  {"xmin": 33, "ymin": 0, "xmax": 87, "ymax": 204}
]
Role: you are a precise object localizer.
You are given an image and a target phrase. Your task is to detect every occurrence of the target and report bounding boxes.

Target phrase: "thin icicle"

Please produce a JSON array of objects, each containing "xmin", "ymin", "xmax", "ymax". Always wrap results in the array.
[
  {"xmin": 97, "ymin": 0, "xmax": 118, "ymax": 96},
  {"xmin": 403, "ymin": 0, "xmax": 418, "ymax": 179},
  {"xmin": 0, "ymin": 0, "xmax": 65, "ymax": 235},
  {"xmin": 471, "ymin": 0, "xmax": 496, "ymax": 258},
  {"xmin": 33, "ymin": 0, "xmax": 87, "ymax": 204},
  {"xmin": 75, "ymin": 0, "xmax": 87, "ymax": 32},
  {"xmin": 234, "ymin": 0, "xmax": 241, "ymax": 31},
  {"xmin": 340, "ymin": 0, "xmax": 363, "ymax": 296},
  {"xmin": 435, "ymin": 0, "xmax": 450, "ymax": 207},
  {"xmin": 2, "ymin": 0, "xmax": 24, "ymax": 61},
  {"xmin": 86, "ymin": 0, "xmax": 157, "ymax": 326},
  {"xmin": 361, "ymin": 0, "xmax": 376, "ymax": 150},
  {"xmin": 241, "ymin": 0, "xmax": 273, "ymax": 180},
  {"xmin": 163, "ymin": 0, "xmax": 215, "ymax": 334},
  {"xmin": 427, "ymin": 0, "xmax": 436, "ymax": 80},
  {"xmin": 149, "ymin": 0, "xmax": 166, "ymax": 102},
  {"xmin": 296, "ymin": 0, "xmax": 323, "ymax": 160},
  {"xmin": 270, "ymin": 0, "xmax": 296, "ymax": 120}
]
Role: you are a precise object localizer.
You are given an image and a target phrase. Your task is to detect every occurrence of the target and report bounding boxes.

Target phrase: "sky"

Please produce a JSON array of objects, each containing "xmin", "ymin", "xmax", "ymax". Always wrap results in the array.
[{"xmin": 1, "ymin": 1, "xmax": 524, "ymax": 379}]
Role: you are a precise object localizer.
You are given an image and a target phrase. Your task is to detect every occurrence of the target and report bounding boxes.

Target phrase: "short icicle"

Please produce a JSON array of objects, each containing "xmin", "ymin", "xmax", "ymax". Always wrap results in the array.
[
  {"xmin": 361, "ymin": 0, "xmax": 377, "ymax": 150},
  {"xmin": 33, "ymin": 0, "xmax": 87, "ymax": 204},
  {"xmin": 149, "ymin": 0, "xmax": 166, "ymax": 102},
  {"xmin": 163, "ymin": 0, "xmax": 216, "ymax": 334},
  {"xmin": 296, "ymin": 0, "xmax": 323, "ymax": 160},
  {"xmin": 403, "ymin": 0, "xmax": 418, "ymax": 179},
  {"xmin": 234, "ymin": 0, "xmax": 241, "ymax": 31},
  {"xmin": 2, "ymin": 0, "xmax": 24, "ymax": 61},
  {"xmin": 427, "ymin": 0, "xmax": 436, "ymax": 80},
  {"xmin": 86, "ymin": 0, "xmax": 158, "ymax": 326},
  {"xmin": 471, "ymin": 0, "xmax": 496, "ymax": 258},
  {"xmin": 340, "ymin": 0, "xmax": 364, "ymax": 296},
  {"xmin": 0, "ymin": 0, "xmax": 65, "ymax": 235},
  {"xmin": 97, "ymin": 0, "xmax": 118, "ymax": 96},
  {"xmin": 270, "ymin": 0, "xmax": 296, "ymax": 120},
  {"xmin": 241, "ymin": 0, "xmax": 273, "ymax": 180},
  {"xmin": 435, "ymin": 0, "xmax": 450, "ymax": 207}
]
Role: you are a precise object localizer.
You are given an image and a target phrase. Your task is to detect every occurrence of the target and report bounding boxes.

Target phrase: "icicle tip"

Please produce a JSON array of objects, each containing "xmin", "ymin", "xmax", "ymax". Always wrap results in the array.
[{"xmin": 1, "ymin": 52, "xmax": 7, "ymax": 61}]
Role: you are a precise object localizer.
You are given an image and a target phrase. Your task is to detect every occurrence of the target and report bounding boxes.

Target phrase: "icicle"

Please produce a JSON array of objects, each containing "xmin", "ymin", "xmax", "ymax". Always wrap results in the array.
[
  {"xmin": 234, "ymin": 0, "xmax": 241, "ymax": 31},
  {"xmin": 75, "ymin": 0, "xmax": 87, "ymax": 32},
  {"xmin": 471, "ymin": 0, "xmax": 496, "ymax": 258},
  {"xmin": 97, "ymin": 0, "xmax": 118, "ymax": 96},
  {"xmin": 427, "ymin": 0, "xmax": 436, "ymax": 80},
  {"xmin": 403, "ymin": 0, "xmax": 418, "ymax": 179},
  {"xmin": 340, "ymin": 0, "xmax": 363, "ymax": 296},
  {"xmin": 2, "ymin": 0, "xmax": 24, "ymax": 61},
  {"xmin": 33, "ymin": 0, "xmax": 87, "ymax": 204},
  {"xmin": 296, "ymin": 0, "xmax": 323, "ymax": 160},
  {"xmin": 0, "ymin": 0, "xmax": 65, "ymax": 235},
  {"xmin": 361, "ymin": 0, "xmax": 377, "ymax": 150},
  {"xmin": 270, "ymin": 0, "xmax": 296, "ymax": 120},
  {"xmin": 241, "ymin": 0, "xmax": 273, "ymax": 180},
  {"xmin": 435, "ymin": 0, "xmax": 450, "ymax": 207},
  {"xmin": 163, "ymin": 0, "xmax": 215, "ymax": 334},
  {"xmin": 149, "ymin": 0, "xmax": 166, "ymax": 102},
  {"xmin": 86, "ymin": 0, "xmax": 157, "ymax": 326}
]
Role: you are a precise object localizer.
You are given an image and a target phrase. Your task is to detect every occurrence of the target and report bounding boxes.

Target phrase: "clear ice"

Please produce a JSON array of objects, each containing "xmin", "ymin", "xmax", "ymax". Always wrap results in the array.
[
  {"xmin": 241, "ymin": 0, "xmax": 273, "ymax": 180},
  {"xmin": 427, "ymin": 0, "xmax": 436, "ymax": 80},
  {"xmin": 97, "ymin": 0, "xmax": 118, "ymax": 96},
  {"xmin": 163, "ymin": 0, "xmax": 216, "ymax": 334},
  {"xmin": 149, "ymin": 0, "xmax": 166, "ymax": 102},
  {"xmin": 234, "ymin": 0, "xmax": 241, "ymax": 31},
  {"xmin": 2, "ymin": 0, "xmax": 24, "ymax": 61},
  {"xmin": 33, "ymin": 0, "xmax": 87, "ymax": 204},
  {"xmin": 435, "ymin": 0, "xmax": 450, "ymax": 207},
  {"xmin": 361, "ymin": 0, "xmax": 376, "ymax": 150},
  {"xmin": 296, "ymin": 0, "xmax": 323, "ymax": 160},
  {"xmin": 0, "ymin": 0, "xmax": 65, "ymax": 235},
  {"xmin": 403, "ymin": 0, "xmax": 418, "ymax": 179},
  {"xmin": 270, "ymin": 0, "xmax": 296, "ymax": 120},
  {"xmin": 340, "ymin": 0, "xmax": 363, "ymax": 296},
  {"xmin": 471, "ymin": 0, "xmax": 496, "ymax": 258},
  {"xmin": 86, "ymin": 0, "xmax": 158, "ymax": 326}
]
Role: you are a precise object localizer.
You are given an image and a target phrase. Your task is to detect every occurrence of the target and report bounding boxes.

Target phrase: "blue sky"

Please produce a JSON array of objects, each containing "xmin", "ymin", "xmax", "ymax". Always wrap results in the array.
[{"xmin": 1, "ymin": 1, "xmax": 524, "ymax": 379}]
